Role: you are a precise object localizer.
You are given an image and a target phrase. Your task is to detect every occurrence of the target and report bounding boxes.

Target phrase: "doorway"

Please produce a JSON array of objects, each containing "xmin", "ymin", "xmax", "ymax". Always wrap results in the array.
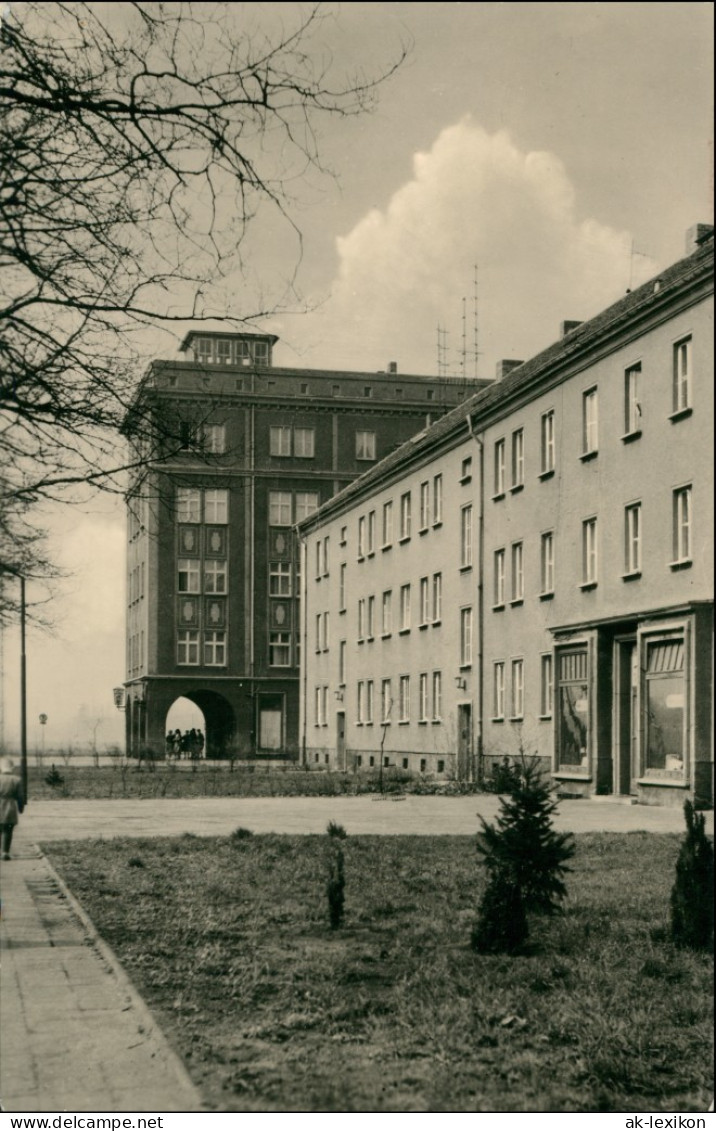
[
  {"xmin": 336, "ymin": 711, "xmax": 346, "ymax": 771},
  {"xmin": 457, "ymin": 703, "xmax": 472, "ymax": 780},
  {"xmin": 614, "ymin": 637, "xmax": 638, "ymax": 795}
]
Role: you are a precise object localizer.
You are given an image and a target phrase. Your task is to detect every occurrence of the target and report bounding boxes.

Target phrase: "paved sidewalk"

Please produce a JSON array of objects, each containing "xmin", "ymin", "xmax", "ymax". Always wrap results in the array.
[
  {"xmin": 18, "ymin": 793, "xmax": 714, "ymax": 841},
  {"xmin": 0, "ymin": 845, "xmax": 204, "ymax": 1113}
]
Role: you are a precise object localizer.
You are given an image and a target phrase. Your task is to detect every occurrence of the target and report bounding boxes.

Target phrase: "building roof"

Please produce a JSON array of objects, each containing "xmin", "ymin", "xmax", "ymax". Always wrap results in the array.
[{"xmin": 299, "ymin": 232, "xmax": 714, "ymax": 533}]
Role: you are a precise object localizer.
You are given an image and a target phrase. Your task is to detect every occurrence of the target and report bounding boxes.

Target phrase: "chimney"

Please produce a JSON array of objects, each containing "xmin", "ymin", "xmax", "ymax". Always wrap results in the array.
[
  {"xmin": 560, "ymin": 320, "xmax": 583, "ymax": 338},
  {"xmin": 387, "ymin": 361, "xmax": 398, "ymax": 374},
  {"xmin": 495, "ymin": 359, "xmax": 523, "ymax": 381},
  {"xmin": 685, "ymin": 223, "xmax": 714, "ymax": 254}
]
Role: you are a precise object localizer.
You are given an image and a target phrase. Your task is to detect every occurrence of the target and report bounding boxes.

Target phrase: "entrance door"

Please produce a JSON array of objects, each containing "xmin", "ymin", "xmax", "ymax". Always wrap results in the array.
[
  {"xmin": 614, "ymin": 638, "xmax": 638, "ymax": 795},
  {"xmin": 457, "ymin": 704, "xmax": 472, "ymax": 780},
  {"xmin": 336, "ymin": 711, "xmax": 346, "ymax": 771}
]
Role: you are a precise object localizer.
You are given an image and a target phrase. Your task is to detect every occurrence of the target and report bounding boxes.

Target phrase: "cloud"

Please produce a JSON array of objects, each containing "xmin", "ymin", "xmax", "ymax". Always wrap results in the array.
[{"xmin": 288, "ymin": 118, "xmax": 657, "ymax": 376}]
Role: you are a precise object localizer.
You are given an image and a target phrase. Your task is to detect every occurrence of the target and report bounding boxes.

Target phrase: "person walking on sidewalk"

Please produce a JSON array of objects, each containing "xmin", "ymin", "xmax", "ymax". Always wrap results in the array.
[{"xmin": 0, "ymin": 757, "xmax": 25, "ymax": 860}]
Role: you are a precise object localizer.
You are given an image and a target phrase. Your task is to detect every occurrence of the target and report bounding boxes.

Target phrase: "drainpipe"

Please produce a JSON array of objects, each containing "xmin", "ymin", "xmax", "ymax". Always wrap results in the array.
[
  {"xmin": 467, "ymin": 414, "xmax": 484, "ymax": 786},
  {"xmin": 296, "ymin": 527, "xmax": 308, "ymax": 765}
]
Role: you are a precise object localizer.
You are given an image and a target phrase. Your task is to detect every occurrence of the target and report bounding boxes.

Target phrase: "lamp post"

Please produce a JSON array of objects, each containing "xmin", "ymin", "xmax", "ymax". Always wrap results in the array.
[{"xmin": 0, "ymin": 565, "xmax": 28, "ymax": 801}]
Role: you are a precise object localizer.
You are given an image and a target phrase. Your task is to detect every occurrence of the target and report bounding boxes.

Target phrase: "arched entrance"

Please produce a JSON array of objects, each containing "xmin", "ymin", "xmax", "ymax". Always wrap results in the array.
[{"xmin": 164, "ymin": 690, "xmax": 236, "ymax": 759}]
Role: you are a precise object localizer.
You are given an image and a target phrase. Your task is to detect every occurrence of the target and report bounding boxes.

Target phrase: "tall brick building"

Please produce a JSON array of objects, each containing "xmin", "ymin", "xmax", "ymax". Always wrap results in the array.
[{"xmin": 123, "ymin": 332, "xmax": 487, "ymax": 758}]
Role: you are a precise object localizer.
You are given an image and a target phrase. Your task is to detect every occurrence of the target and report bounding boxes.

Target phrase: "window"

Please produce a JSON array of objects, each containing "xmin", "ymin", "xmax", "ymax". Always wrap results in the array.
[
  {"xmin": 295, "ymin": 492, "xmax": 319, "ymax": 522},
  {"xmin": 540, "ymin": 654, "xmax": 553, "ymax": 718},
  {"xmin": 582, "ymin": 388, "xmax": 598, "ymax": 455},
  {"xmin": 366, "ymin": 596, "xmax": 375, "ymax": 639},
  {"xmin": 399, "ymin": 584, "xmax": 411, "ymax": 631},
  {"xmin": 399, "ymin": 675, "xmax": 410, "ymax": 722},
  {"xmin": 269, "ymin": 632, "xmax": 291, "ymax": 667},
  {"xmin": 419, "ymin": 577, "xmax": 429, "ymax": 625},
  {"xmin": 557, "ymin": 648, "xmax": 589, "ymax": 769},
  {"xmin": 315, "ymin": 686, "xmax": 325, "ymax": 727},
  {"xmin": 203, "ymin": 424, "xmax": 226, "ymax": 454},
  {"xmin": 365, "ymin": 681, "xmax": 374, "ymax": 724},
  {"xmin": 178, "ymin": 558, "xmax": 200, "ymax": 593},
  {"xmin": 205, "ymin": 559, "xmax": 228, "ymax": 594},
  {"xmin": 582, "ymin": 518, "xmax": 598, "ymax": 586},
  {"xmin": 358, "ymin": 516, "xmax": 366, "ymax": 558},
  {"xmin": 420, "ymin": 481, "xmax": 430, "ymax": 530},
  {"xmin": 269, "ymin": 491, "xmax": 292, "ymax": 526},
  {"xmin": 204, "ymin": 489, "xmax": 228, "ymax": 524},
  {"xmin": 460, "ymin": 505, "xmax": 473, "ymax": 569},
  {"xmin": 381, "ymin": 679, "xmax": 392, "ymax": 723},
  {"xmin": 432, "ymin": 672, "xmax": 442, "ymax": 721},
  {"xmin": 270, "ymin": 425, "xmax": 292, "ymax": 457},
  {"xmin": 460, "ymin": 607, "xmax": 473, "ymax": 666},
  {"xmin": 400, "ymin": 492, "xmax": 412, "ymax": 539},
  {"xmin": 493, "ymin": 549, "xmax": 506, "ymax": 607},
  {"xmin": 624, "ymin": 365, "xmax": 641, "ymax": 435},
  {"xmin": 511, "ymin": 428, "xmax": 524, "ymax": 488},
  {"xmin": 644, "ymin": 637, "xmax": 685, "ymax": 774},
  {"xmin": 432, "ymin": 573, "xmax": 442, "ymax": 623},
  {"xmin": 204, "ymin": 631, "xmax": 226, "ymax": 666},
  {"xmin": 339, "ymin": 640, "xmax": 347, "ymax": 685},
  {"xmin": 624, "ymin": 504, "xmax": 641, "ymax": 575},
  {"xmin": 433, "ymin": 474, "xmax": 443, "ymax": 524},
  {"xmin": 177, "ymin": 487, "xmax": 201, "ymax": 523},
  {"xmin": 419, "ymin": 673, "xmax": 429, "ymax": 721},
  {"xmin": 340, "ymin": 526, "xmax": 347, "ymax": 545},
  {"xmin": 382, "ymin": 590, "xmax": 392, "ymax": 635},
  {"xmin": 339, "ymin": 563, "xmax": 347, "ymax": 611},
  {"xmin": 672, "ymin": 486, "xmax": 692, "ymax": 564},
  {"xmin": 357, "ymin": 681, "xmax": 365, "ymax": 724},
  {"xmin": 367, "ymin": 511, "xmax": 376, "ymax": 554},
  {"xmin": 493, "ymin": 662, "xmax": 505, "ymax": 719},
  {"xmin": 254, "ymin": 340, "xmax": 269, "ymax": 366},
  {"xmin": 382, "ymin": 500, "xmax": 393, "ymax": 547},
  {"xmin": 177, "ymin": 630, "xmax": 199, "ymax": 665},
  {"xmin": 673, "ymin": 337, "xmax": 692, "ymax": 414},
  {"xmin": 315, "ymin": 613, "xmax": 322, "ymax": 652},
  {"xmin": 323, "ymin": 536, "xmax": 330, "ymax": 577},
  {"xmin": 540, "ymin": 532, "xmax": 554, "ymax": 596},
  {"xmin": 315, "ymin": 540, "xmax": 323, "ymax": 579},
  {"xmin": 356, "ymin": 431, "xmax": 376, "ymax": 460},
  {"xmin": 294, "ymin": 428, "xmax": 315, "ymax": 458},
  {"xmin": 511, "ymin": 541, "xmax": 524, "ymax": 603},
  {"xmin": 357, "ymin": 599, "xmax": 366, "ymax": 641},
  {"xmin": 363, "ymin": 386, "xmax": 373, "ymax": 399},
  {"xmin": 494, "ymin": 439, "xmax": 506, "ymax": 496},
  {"xmin": 511, "ymin": 659, "xmax": 524, "ymax": 719},
  {"xmin": 460, "ymin": 456, "xmax": 472, "ymax": 482},
  {"xmin": 541, "ymin": 411, "xmax": 555, "ymax": 474},
  {"xmin": 322, "ymin": 611, "xmax": 330, "ymax": 651}
]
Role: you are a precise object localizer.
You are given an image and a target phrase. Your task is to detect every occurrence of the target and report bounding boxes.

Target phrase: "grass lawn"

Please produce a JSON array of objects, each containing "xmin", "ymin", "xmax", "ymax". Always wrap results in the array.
[
  {"xmin": 47, "ymin": 832, "xmax": 713, "ymax": 1113},
  {"xmin": 28, "ymin": 764, "xmax": 446, "ymax": 801}
]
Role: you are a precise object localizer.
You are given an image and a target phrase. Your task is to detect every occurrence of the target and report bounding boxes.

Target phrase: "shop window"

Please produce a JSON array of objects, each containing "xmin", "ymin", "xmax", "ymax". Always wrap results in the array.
[
  {"xmin": 643, "ymin": 638, "xmax": 685, "ymax": 776},
  {"xmin": 556, "ymin": 648, "xmax": 589, "ymax": 771}
]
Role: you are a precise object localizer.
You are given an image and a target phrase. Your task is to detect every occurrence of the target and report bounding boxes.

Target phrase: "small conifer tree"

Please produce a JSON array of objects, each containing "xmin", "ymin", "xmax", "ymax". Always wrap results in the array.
[
  {"xmin": 472, "ymin": 759, "xmax": 575, "ymax": 952},
  {"xmin": 325, "ymin": 822, "xmax": 347, "ymax": 929},
  {"xmin": 670, "ymin": 800, "xmax": 714, "ymax": 951}
]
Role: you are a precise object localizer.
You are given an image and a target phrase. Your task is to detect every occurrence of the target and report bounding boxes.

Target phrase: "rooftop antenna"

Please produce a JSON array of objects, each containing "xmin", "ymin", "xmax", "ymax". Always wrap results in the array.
[
  {"xmin": 461, "ymin": 296, "xmax": 467, "ymax": 378},
  {"xmin": 473, "ymin": 262, "xmax": 480, "ymax": 379},
  {"xmin": 628, "ymin": 238, "xmax": 650, "ymax": 293},
  {"xmin": 436, "ymin": 325, "xmax": 449, "ymax": 378}
]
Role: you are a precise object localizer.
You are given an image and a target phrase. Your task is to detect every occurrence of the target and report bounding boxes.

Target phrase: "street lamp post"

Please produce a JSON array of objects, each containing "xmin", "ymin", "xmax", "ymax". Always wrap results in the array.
[{"xmin": 0, "ymin": 565, "xmax": 28, "ymax": 801}]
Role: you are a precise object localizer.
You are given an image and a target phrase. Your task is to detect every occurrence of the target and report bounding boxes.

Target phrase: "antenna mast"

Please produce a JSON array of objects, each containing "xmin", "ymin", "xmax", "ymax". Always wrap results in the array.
[
  {"xmin": 473, "ymin": 262, "xmax": 480, "ymax": 379},
  {"xmin": 461, "ymin": 297, "xmax": 466, "ymax": 378}
]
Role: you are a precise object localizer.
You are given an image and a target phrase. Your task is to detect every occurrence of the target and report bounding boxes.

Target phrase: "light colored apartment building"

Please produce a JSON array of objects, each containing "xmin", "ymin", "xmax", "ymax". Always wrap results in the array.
[{"xmin": 299, "ymin": 225, "xmax": 714, "ymax": 807}]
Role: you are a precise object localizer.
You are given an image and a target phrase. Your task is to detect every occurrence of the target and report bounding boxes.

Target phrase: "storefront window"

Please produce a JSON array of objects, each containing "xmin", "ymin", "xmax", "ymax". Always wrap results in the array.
[
  {"xmin": 644, "ymin": 640, "xmax": 685, "ymax": 774},
  {"xmin": 557, "ymin": 648, "xmax": 589, "ymax": 770}
]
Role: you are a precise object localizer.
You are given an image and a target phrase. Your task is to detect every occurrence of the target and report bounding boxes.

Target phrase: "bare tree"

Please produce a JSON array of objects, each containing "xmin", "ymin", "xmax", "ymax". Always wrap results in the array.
[{"xmin": 0, "ymin": 1, "xmax": 407, "ymax": 611}]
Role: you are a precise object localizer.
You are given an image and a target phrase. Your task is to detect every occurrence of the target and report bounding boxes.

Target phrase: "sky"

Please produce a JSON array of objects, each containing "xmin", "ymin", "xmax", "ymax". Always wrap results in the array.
[{"xmin": 1, "ymin": 1, "xmax": 713, "ymax": 752}]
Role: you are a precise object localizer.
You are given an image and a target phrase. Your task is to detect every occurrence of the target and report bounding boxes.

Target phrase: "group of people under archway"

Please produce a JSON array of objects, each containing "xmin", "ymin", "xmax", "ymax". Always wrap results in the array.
[{"xmin": 165, "ymin": 728, "xmax": 205, "ymax": 761}]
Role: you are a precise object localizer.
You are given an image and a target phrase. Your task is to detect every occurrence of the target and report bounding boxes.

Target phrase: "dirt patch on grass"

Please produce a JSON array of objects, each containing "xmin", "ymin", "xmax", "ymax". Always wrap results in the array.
[{"xmin": 47, "ymin": 833, "xmax": 713, "ymax": 1113}]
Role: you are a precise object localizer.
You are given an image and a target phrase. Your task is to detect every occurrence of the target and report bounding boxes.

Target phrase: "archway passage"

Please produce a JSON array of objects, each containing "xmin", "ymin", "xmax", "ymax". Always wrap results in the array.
[{"xmin": 165, "ymin": 690, "xmax": 235, "ymax": 759}]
